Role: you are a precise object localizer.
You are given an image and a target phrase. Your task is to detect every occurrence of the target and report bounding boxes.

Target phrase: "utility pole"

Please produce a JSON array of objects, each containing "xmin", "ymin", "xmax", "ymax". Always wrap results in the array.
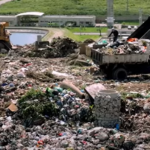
[
  {"xmin": 106, "ymin": 0, "xmax": 114, "ymax": 28},
  {"xmin": 139, "ymin": 9, "xmax": 143, "ymax": 25},
  {"xmin": 126, "ymin": 0, "xmax": 128, "ymax": 12}
]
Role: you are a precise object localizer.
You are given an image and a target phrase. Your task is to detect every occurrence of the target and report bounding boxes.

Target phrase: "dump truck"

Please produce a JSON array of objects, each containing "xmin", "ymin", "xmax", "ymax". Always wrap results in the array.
[
  {"xmin": 91, "ymin": 17, "xmax": 150, "ymax": 80},
  {"xmin": 0, "ymin": 22, "xmax": 12, "ymax": 53}
]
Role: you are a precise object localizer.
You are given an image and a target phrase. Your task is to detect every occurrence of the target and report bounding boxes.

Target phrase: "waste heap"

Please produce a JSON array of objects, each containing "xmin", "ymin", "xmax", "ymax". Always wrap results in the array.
[
  {"xmin": 14, "ymin": 86, "xmax": 93, "ymax": 127},
  {"xmin": 50, "ymin": 37, "xmax": 78, "ymax": 57},
  {"xmin": 93, "ymin": 38, "xmax": 149, "ymax": 55},
  {"xmin": 1, "ymin": 85, "xmax": 150, "ymax": 149},
  {"xmin": 0, "ymin": 38, "xmax": 150, "ymax": 149},
  {"xmin": 11, "ymin": 37, "xmax": 78, "ymax": 58},
  {"xmin": 83, "ymin": 39, "xmax": 95, "ymax": 44}
]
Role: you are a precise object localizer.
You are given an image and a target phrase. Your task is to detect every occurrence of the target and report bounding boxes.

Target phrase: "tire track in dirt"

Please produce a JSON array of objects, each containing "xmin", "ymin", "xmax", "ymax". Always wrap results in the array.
[{"xmin": 48, "ymin": 29, "xmax": 64, "ymax": 42}]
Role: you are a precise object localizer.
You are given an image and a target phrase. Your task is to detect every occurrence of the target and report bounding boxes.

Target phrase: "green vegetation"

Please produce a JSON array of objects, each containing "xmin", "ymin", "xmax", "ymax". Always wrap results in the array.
[
  {"xmin": 0, "ymin": 54, "xmax": 7, "ymax": 58},
  {"xmin": 76, "ymin": 35, "xmax": 100, "ymax": 41},
  {"xmin": 18, "ymin": 88, "xmax": 59, "ymax": 126},
  {"xmin": 0, "ymin": 0, "xmax": 150, "ymax": 16},
  {"xmin": 67, "ymin": 27, "xmax": 108, "ymax": 33},
  {"xmin": 64, "ymin": 29, "xmax": 100, "ymax": 42},
  {"xmin": 121, "ymin": 22, "xmax": 139, "ymax": 25},
  {"xmin": 121, "ymin": 92, "xmax": 144, "ymax": 100}
]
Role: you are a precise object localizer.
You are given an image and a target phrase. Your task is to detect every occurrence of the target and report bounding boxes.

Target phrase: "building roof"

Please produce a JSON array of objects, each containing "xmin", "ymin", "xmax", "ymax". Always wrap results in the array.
[
  {"xmin": 43, "ymin": 15, "xmax": 96, "ymax": 19},
  {"xmin": 0, "ymin": 16, "xmax": 16, "ymax": 19},
  {"xmin": 16, "ymin": 12, "xmax": 44, "ymax": 17}
]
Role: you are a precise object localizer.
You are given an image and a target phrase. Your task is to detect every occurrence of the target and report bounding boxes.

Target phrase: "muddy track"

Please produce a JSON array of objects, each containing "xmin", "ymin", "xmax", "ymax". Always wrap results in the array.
[{"xmin": 48, "ymin": 29, "xmax": 64, "ymax": 42}]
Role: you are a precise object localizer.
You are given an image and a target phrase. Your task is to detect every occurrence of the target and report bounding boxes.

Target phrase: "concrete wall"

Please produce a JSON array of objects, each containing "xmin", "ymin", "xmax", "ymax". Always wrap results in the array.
[
  {"xmin": 0, "ymin": 16, "xmax": 16, "ymax": 26},
  {"xmin": 96, "ymin": 15, "xmax": 149, "ymax": 23},
  {"xmin": 0, "ymin": 15, "xmax": 96, "ymax": 27},
  {"xmin": 7, "ymin": 28, "xmax": 49, "ymax": 41},
  {"xmin": 39, "ymin": 16, "xmax": 96, "ymax": 27},
  {"xmin": 0, "ymin": 14, "xmax": 149, "ymax": 27}
]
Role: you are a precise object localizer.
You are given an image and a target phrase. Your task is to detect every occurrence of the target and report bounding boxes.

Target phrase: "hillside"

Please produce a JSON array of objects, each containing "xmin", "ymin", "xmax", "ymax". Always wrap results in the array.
[{"xmin": 0, "ymin": 0, "xmax": 150, "ymax": 16}]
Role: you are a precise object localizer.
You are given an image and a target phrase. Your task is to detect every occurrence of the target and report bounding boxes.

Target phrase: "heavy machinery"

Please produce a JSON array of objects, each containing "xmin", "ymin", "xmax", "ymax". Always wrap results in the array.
[
  {"xmin": 91, "ymin": 17, "xmax": 150, "ymax": 80},
  {"xmin": 0, "ymin": 22, "xmax": 12, "ymax": 53}
]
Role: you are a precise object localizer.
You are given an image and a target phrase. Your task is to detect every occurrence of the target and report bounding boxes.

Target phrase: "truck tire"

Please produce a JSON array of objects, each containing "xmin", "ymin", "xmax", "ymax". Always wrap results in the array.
[
  {"xmin": 105, "ymin": 72, "xmax": 112, "ymax": 79},
  {"xmin": 113, "ymin": 68, "xmax": 127, "ymax": 80}
]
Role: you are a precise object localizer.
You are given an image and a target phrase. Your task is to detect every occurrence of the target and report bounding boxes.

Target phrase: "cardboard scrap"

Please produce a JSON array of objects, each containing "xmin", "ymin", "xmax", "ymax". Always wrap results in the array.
[{"xmin": 7, "ymin": 103, "xmax": 18, "ymax": 112}]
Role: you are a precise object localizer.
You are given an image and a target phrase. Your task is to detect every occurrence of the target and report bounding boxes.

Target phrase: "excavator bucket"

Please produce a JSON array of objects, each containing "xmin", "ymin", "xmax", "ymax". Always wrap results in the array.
[{"xmin": 0, "ymin": 22, "xmax": 12, "ymax": 52}]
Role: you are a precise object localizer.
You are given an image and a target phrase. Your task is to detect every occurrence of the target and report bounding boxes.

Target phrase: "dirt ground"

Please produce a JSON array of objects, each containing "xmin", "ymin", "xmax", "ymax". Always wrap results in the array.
[{"xmin": 48, "ymin": 29, "xmax": 64, "ymax": 42}]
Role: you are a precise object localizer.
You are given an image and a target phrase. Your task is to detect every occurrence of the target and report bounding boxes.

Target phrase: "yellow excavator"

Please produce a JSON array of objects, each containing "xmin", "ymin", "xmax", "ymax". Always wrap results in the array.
[{"xmin": 0, "ymin": 22, "xmax": 12, "ymax": 53}]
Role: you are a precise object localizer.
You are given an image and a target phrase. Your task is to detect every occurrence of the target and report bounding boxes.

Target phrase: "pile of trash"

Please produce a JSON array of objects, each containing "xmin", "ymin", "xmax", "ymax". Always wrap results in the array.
[
  {"xmin": 1, "ymin": 85, "xmax": 150, "ymax": 149},
  {"xmin": 0, "ymin": 49, "xmax": 150, "ymax": 149},
  {"xmin": 48, "ymin": 37, "xmax": 78, "ymax": 57},
  {"xmin": 13, "ymin": 82, "xmax": 93, "ymax": 127},
  {"xmin": 0, "ymin": 120, "xmax": 141, "ymax": 150},
  {"xmin": 83, "ymin": 39, "xmax": 95, "ymax": 44},
  {"xmin": 93, "ymin": 38, "xmax": 149, "ymax": 55},
  {"xmin": 10, "ymin": 37, "xmax": 79, "ymax": 58}
]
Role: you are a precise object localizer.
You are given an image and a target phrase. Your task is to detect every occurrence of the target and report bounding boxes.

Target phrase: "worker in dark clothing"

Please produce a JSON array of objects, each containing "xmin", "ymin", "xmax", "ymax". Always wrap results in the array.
[{"xmin": 108, "ymin": 28, "xmax": 119, "ymax": 42}]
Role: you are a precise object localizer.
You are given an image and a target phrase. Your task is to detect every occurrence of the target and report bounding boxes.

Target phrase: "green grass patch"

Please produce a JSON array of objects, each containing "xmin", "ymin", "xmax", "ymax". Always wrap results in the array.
[
  {"xmin": 0, "ymin": 0, "xmax": 150, "ymax": 16},
  {"xmin": 64, "ymin": 29, "xmax": 99, "ymax": 42},
  {"xmin": 67, "ymin": 27, "xmax": 108, "ymax": 33},
  {"xmin": 121, "ymin": 22, "xmax": 139, "ymax": 25},
  {"xmin": 76, "ymin": 35, "xmax": 100, "ymax": 42},
  {"xmin": 38, "ymin": 28, "xmax": 99, "ymax": 42}
]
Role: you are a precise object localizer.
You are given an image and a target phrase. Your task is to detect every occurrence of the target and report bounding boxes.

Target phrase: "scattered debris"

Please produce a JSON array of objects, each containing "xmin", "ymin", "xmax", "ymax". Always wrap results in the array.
[
  {"xmin": 7, "ymin": 103, "xmax": 18, "ymax": 112},
  {"xmin": 60, "ymin": 80, "xmax": 85, "ymax": 98},
  {"xmin": 83, "ymin": 39, "xmax": 95, "ymax": 44},
  {"xmin": 92, "ymin": 38, "xmax": 149, "ymax": 55},
  {"xmin": 85, "ymin": 83, "xmax": 106, "ymax": 100},
  {"xmin": 0, "ymin": 35, "xmax": 149, "ymax": 149},
  {"xmin": 50, "ymin": 37, "xmax": 78, "ymax": 57}
]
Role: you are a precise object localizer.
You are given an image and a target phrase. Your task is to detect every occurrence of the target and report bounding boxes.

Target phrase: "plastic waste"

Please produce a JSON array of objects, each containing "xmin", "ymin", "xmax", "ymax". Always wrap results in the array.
[
  {"xmin": 115, "ymin": 123, "xmax": 120, "ymax": 130},
  {"xmin": 59, "ymin": 132, "xmax": 67, "ymax": 136},
  {"xmin": 54, "ymin": 87, "xmax": 63, "ymax": 92}
]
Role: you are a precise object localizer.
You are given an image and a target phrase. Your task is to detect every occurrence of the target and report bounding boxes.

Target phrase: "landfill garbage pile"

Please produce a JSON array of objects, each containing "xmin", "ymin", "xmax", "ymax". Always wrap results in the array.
[
  {"xmin": 119, "ymin": 92, "xmax": 150, "ymax": 132},
  {"xmin": 0, "ymin": 120, "xmax": 140, "ymax": 150},
  {"xmin": 8, "ymin": 37, "xmax": 78, "ymax": 58},
  {"xmin": 14, "ymin": 86, "xmax": 93, "ymax": 128},
  {"xmin": 83, "ymin": 39, "xmax": 95, "ymax": 44},
  {"xmin": 66, "ymin": 53, "xmax": 93, "ymax": 66},
  {"xmin": 94, "ymin": 38, "xmax": 148, "ymax": 55},
  {"xmin": 8, "ymin": 45, "xmax": 35, "ymax": 58},
  {"xmin": 97, "ymin": 43, "xmax": 147, "ymax": 55},
  {"xmin": 1, "ymin": 89, "xmax": 150, "ymax": 149},
  {"xmin": 0, "ymin": 53, "xmax": 150, "ymax": 149},
  {"xmin": 48, "ymin": 37, "xmax": 78, "ymax": 57}
]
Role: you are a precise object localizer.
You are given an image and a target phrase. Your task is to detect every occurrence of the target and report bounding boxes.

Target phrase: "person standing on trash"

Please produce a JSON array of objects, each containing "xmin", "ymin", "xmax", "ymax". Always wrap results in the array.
[{"xmin": 108, "ymin": 27, "xmax": 119, "ymax": 43}]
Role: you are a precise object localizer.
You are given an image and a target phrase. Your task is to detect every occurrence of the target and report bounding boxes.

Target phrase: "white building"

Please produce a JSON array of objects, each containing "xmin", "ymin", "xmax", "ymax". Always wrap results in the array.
[
  {"xmin": 0, "ymin": 12, "xmax": 96, "ymax": 27},
  {"xmin": 39, "ymin": 15, "xmax": 96, "ymax": 27},
  {"xmin": 0, "ymin": 15, "xmax": 16, "ymax": 26}
]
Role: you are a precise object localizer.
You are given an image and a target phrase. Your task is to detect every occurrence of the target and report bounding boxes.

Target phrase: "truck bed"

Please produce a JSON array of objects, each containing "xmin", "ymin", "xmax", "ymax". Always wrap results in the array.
[{"xmin": 91, "ymin": 49, "xmax": 150, "ymax": 65}]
